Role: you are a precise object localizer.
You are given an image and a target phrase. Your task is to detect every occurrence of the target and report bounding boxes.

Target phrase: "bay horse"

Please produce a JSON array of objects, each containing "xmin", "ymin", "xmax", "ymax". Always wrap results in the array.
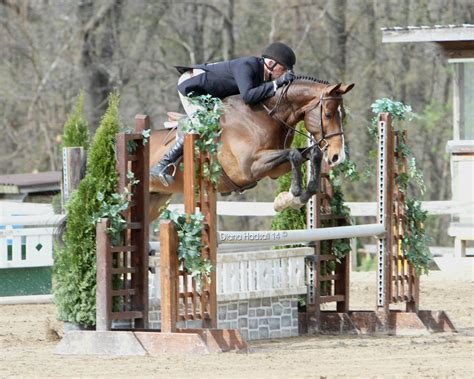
[{"xmin": 148, "ymin": 77, "xmax": 354, "ymax": 221}]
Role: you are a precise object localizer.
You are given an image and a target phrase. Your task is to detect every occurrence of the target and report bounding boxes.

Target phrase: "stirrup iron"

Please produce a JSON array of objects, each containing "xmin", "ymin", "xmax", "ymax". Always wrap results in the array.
[{"xmin": 157, "ymin": 162, "xmax": 178, "ymax": 187}]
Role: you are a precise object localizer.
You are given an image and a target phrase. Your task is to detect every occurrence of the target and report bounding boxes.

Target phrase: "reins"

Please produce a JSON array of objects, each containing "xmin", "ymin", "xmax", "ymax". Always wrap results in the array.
[{"xmin": 263, "ymin": 81, "xmax": 344, "ymax": 152}]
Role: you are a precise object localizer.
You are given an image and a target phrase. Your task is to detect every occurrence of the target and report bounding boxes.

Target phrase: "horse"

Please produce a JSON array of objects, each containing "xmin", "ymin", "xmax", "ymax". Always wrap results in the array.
[{"xmin": 148, "ymin": 77, "xmax": 354, "ymax": 221}]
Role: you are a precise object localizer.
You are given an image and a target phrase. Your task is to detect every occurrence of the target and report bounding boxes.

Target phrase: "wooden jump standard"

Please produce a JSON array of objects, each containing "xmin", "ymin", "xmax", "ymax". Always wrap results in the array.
[
  {"xmin": 56, "ymin": 116, "xmax": 246, "ymax": 356},
  {"xmin": 215, "ymin": 113, "xmax": 455, "ymax": 335}
]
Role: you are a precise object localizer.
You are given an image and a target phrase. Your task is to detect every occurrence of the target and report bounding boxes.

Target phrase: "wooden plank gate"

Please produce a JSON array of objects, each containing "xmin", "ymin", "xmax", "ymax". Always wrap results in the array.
[{"xmin": 57, "ymin": 116, "xmax": 246, "ymax": 356}]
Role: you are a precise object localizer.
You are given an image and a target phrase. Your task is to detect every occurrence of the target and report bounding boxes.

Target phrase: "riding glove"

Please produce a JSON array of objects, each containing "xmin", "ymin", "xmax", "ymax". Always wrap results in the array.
[{"xmin": 275, "ymin": 71, "xmax": 295, "ymax": 88}]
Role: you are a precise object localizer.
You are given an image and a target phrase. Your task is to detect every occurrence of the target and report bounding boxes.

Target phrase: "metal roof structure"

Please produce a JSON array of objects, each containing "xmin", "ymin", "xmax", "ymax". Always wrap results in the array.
[
  {"xmin": 0, "ymin": 171, "xmax": 61, "ymax": 194},
  {"xmin": 382, "ymin": 24, "xmax": 474, "ymax": 59}
]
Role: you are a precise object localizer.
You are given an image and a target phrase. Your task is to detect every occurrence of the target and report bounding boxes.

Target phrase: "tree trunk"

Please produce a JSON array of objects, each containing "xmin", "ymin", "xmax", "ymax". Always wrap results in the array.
[
  {"xmin": 399, "ymin": 0, "xmax": 411, "ymax": 102},
  {"xmin": 326, "ymin": 0, "xmax": 347, "ymax": 82},
  {"xmin": 78, "ymin": 0, "xmax": 122, "ymax": 133},
  {"xmin": 222, "ymin": 0, "xmax": 234, "ymax": 60}
]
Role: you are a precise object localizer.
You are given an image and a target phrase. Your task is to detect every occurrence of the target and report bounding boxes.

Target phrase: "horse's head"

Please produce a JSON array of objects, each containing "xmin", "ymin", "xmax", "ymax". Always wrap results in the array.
[{"xmin": 300, "ymin": 82, "xmax": 354, "ymax": 167}]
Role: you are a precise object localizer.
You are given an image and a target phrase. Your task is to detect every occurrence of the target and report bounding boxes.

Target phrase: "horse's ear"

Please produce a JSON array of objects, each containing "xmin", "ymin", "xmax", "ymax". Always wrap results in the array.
[
  {"xmin": 326, "ymin": 83, "xmax": 342, "ymax": 95},
  {"xmin": 339, "ymin": 83, "xmax": 355, "ymax": 95}
]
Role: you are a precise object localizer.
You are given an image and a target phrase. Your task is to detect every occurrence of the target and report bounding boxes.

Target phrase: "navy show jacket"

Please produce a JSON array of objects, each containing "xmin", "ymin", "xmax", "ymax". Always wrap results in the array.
[{"xmin": 177, "ymin": 57, "xmax": 276, "ymax": 105}]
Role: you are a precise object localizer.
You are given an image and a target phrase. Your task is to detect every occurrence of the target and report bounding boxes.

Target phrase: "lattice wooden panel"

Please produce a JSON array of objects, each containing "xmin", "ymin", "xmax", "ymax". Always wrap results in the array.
[
  {"xmin": 306, "ymin": 160, "xmax": 350, "ymax": 315},
  {"xmin": 177, "ymin": 134, "xmax": 217, "ymax": 327},
  {"xmin": 96, "ymin": 116, "xmax": 149, "ymax": 331},
  {"xmin": 390, "ymin": 130, "xmax": 419, "ymax": 311}
]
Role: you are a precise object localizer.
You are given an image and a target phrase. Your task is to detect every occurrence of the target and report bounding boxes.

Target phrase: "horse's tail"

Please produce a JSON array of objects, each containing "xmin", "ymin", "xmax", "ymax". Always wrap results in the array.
[{"xmin": 55, "ymin": 215, "xmax": 67, "ymax": 248}]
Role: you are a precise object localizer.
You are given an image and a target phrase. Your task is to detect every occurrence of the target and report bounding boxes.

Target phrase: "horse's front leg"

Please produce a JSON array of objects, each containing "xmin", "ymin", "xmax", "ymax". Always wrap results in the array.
[
  {"xmin": 288, "ymin": 148, "xmax": 304, "ymax": 197},
  {"xmin": 299, "ymin": 146, "xmax": 323, "ymax": 204}
]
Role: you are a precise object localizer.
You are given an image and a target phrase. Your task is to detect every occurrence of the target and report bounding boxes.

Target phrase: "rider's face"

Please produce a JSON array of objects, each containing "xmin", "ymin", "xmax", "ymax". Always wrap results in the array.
[
  {"xmin": 264, "ymin": 59, "xmax": 287, "ymax": 81},
  {"xmin": 271, "ymin": 63, "xmax": 287, "ymax": 79}
]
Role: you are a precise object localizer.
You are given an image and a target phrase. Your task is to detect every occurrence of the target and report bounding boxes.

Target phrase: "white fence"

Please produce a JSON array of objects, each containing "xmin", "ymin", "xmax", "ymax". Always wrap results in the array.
[
  {"xmin": 1, "ymin": 200, "xmax": 471, "ymax": 303},
  {"xmin": 0, "ymin": 202, "xmax": 63, "ymax": 269},
  {"xmin": 149, "ymin": 247, "xmax": 309, "ymax": 303},
  {"xmin": 2, "ymin": 200, "xmax": 471, "ymax": 270}
]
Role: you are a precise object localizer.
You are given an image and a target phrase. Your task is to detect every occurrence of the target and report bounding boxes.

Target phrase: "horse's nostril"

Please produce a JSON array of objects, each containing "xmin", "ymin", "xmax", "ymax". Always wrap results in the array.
[{"xmin": 332, "ymin": 154, "xmax": 339, "ymax": 163}]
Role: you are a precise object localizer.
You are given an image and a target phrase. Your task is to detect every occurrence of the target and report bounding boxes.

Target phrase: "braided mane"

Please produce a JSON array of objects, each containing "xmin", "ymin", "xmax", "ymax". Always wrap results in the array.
[{"xmin": 294, "ymin": 75, "xmax": 329, "ymax": 85}]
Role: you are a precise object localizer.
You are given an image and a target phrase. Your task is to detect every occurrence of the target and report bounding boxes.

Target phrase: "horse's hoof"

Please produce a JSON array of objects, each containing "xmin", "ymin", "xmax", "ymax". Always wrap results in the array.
[
  {"xmin": 274, "ymin": 191, "xmax": 294, "ymax": 212},
  {"xmin": 289, "ymin": 197, "xmax": 305, "ymax": 210}
]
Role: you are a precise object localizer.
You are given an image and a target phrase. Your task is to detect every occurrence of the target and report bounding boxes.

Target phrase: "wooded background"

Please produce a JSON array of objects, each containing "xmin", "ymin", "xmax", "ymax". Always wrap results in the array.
[{"xmin": 1, "ymin": 0, "xmax": 473, "ymax": 244}]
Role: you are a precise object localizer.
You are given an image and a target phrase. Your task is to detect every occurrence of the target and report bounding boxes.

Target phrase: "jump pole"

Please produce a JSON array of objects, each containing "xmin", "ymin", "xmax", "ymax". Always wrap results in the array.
[{"xmin": 218, "ymin": 223, "xmax": 385, "ymax": 245}]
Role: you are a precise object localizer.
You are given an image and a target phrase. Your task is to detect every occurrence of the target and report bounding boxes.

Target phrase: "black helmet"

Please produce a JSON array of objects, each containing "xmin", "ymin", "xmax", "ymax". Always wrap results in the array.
[{"xmin": 262, "ymin": 42, "xmax": 296, "ymax": 70}]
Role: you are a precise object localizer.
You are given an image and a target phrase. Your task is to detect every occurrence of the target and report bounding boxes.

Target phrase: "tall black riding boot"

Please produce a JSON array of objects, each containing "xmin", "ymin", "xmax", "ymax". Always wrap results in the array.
[{"xmin": 150, "ymin": 136, "xmax": 184, "ymax": 186}]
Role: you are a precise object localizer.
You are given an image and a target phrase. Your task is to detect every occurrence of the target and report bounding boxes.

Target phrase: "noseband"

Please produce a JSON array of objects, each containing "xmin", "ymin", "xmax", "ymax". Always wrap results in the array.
[{"xmin": 263, "ymin": 83, "xmax": 344, "ymax": 151}]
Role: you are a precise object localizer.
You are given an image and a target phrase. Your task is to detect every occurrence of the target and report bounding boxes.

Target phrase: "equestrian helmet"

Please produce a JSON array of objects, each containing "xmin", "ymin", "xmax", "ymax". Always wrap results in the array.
[{"xmin": 262, "ymin": 42, "xmax": 296, "ymax": 70}]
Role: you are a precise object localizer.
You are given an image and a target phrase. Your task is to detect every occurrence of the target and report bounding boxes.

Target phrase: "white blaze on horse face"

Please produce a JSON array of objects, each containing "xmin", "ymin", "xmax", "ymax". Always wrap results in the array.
[
  {"xmin": 337, "ymin": 105, "xmax": 346, "ymax": 164},
  {"xmin": 324, "ymin": 104, "xmax": 346, "ymax": 167}
]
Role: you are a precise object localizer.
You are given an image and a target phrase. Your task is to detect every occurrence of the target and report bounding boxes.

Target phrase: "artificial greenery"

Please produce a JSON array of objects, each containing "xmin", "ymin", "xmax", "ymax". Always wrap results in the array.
[
  {"xmin": 126, "ymin": 129, "xmax": 151, "ymax": 152},
  {"xmin": 371, "ymin": 98, "xmax": 413, "ymax": 126},
  {"xmin": 157, "ymin": 95, "xmax": 224, "ymax": 288},
  {"xmin": 325, "ymin": 158, "xmax": 358, "ymax": 260},
  {"xmin": 181, "ymin": 94, "xmax": 224, "ymax": 187},
  {"xmin": 370, "ymin": 98, "xmax": 432, "ymax": 275},
  {"xmin": 54, "ymin": 92, "xmax": 121, "ymax": 327},
  {"xmin": 159, "ymin": 209, "xmax": 213, "ymax": 289},
  {"xmin": 61, "ymin": 91, "xmax": 90, "ymax": 150},
  {"xmin": 402, "ymin": 198, "xmax": 431, "ymax": 275}
]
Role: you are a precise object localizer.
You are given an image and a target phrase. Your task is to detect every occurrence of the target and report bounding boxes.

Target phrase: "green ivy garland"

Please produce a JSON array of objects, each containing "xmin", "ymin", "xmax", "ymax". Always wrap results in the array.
[
  {"xmin": 160, "ymin": 95, "xmax": 224, "ymax": 288},
  {"xmin": 181, "ymin": 94, "xmax": 224, "ymax": 187},
  {"xmin": 160, "ymin": 209, "xmax": 213, "ymax": 289},
  {"xmin": 325, "ymin": 157, "xmax": 359, "ymax": 260},
  {"xmin": 371, "ymin": 98, "xmax": 432, "ymax": 275}
]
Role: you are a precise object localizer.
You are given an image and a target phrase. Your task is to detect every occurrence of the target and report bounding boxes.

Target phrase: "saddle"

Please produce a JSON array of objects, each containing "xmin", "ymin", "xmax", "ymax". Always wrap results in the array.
[{"xmin": 164, "ymin": 111, "xmax": 186, "ymax": 129}]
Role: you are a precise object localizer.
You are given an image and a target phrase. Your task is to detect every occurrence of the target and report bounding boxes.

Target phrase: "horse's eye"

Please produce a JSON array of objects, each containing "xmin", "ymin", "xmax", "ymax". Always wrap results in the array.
[{"xmin": 325, "ymin": 112, "xmax": 331, "ymax": 119}]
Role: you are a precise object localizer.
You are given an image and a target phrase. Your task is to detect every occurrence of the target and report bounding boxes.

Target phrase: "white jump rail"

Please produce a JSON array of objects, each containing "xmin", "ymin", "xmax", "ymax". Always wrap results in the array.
[
  {"xmin": 197, "ymin": 200, "xmax": 473, "ymax": 217},
  {"xmin": 218, "ymin": 223, "xmax": 386, "ymax": 245}
]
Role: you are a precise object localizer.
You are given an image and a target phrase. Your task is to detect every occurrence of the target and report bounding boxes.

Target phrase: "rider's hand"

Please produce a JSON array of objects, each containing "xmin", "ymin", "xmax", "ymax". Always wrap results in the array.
[{"xmin": 275, "ymin": 71, "xmax": 295, "ymax": 88}]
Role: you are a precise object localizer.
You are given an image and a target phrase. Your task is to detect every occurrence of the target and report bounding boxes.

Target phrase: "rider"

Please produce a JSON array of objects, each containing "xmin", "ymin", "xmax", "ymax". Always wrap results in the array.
[{"xmin": 151, "ymin": 42, "xmax": 297, "ymax": 186}]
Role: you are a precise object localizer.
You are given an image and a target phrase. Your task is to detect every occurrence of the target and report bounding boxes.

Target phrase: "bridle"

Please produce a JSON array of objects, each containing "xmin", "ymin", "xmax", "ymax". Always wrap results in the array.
[{"xmin": 263, "ymin": 82, "xmax": 344, "ymax": 151}]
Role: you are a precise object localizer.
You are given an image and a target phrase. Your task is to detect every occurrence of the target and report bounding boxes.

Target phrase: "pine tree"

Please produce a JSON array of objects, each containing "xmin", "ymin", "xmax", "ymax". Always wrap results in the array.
[
  {"xmin": 62, "ymin": 91, "xmax": 89, "ymax": 150},
  {"xmin": 54, "ymin": 92, "xmax": 120, "ymax": 326}
]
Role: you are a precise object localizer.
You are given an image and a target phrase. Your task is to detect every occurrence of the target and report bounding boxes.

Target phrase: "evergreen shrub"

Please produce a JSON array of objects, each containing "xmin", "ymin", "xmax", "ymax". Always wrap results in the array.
[{"xmin": 54, "ymin": 93, "xmax": 120, "ymax": 326}]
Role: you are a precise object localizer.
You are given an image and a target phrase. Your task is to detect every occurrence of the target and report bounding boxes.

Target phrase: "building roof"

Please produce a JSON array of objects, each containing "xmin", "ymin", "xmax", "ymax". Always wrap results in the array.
[
  {"xmin": 381, "ymin": 24, "xmax": 474, "ymax": 60},
  {"xmin": 0, "ymin": 171, "xmax": 61, "ymax": 194},
  {"xmin": 382, "ymin": 24, "xmax": 474, "ymax": 43}
]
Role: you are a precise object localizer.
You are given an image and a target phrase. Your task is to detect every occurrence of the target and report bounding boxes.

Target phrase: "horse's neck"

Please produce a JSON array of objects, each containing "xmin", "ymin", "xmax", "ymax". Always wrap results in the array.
[{"xmin": 264, "ymin": 82, "xmax": 323, "ymax": 125}]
